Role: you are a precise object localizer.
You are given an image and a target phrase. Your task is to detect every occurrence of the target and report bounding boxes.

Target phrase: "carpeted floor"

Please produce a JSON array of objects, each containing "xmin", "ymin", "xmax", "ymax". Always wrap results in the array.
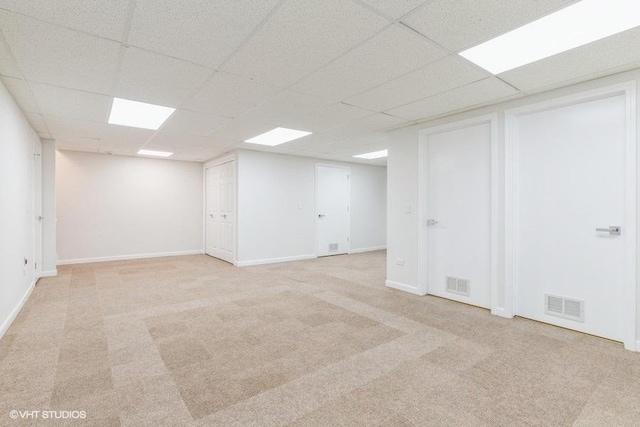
[{"xmin": 1, "ymin": 251, "xmax": 639, "ymax": 426}]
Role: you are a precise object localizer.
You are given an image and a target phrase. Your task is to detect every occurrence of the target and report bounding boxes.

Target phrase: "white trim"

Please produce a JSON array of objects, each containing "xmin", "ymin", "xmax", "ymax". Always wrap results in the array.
[
  {"xmin": 315, "ymin": 163, "xmax": 351, "ymax": 257},
  {"xmin": 235, "ymin": 254, "xmax": 316, "ymax": 267},
  {"xmin": 57, "ymin": 250, "xmax": 203, "ymax": 266},
  {"xmin": 417, "ymin": 114, "xmax": 500, "ymax": 309},
  {"xmin": 0, "ymin": 279, "xmax": 36, "ymax": 340},
  {"xmin": 504, "ymin": 81, "xmax": 637, "ymax": 350},
  {"xmin": 40, "ymin": 269, "xmax": 57, "ymax": 278},
  {"xmin": 348, "ymin": 246, "xmax": 387, "ymax": 254},
  {"xmin": 385, "ymin": 280, "xmax": 426, "ymax": 296},
  {"xmin": 203, "ymin": 152, "xmax": 236, "ymax": 169}
]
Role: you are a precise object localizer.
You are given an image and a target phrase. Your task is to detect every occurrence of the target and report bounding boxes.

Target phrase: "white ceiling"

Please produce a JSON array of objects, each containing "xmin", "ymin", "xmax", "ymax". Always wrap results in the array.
[{"xmin": 1, "ymin": 0, "xmax": 640, "ymax": 165}]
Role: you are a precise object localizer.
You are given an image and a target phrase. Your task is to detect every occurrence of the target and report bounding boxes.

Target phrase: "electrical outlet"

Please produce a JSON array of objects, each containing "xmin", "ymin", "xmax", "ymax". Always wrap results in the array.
[{"xmin": 396, "ymin": 258, "xmax": 405, "ymax": 267}]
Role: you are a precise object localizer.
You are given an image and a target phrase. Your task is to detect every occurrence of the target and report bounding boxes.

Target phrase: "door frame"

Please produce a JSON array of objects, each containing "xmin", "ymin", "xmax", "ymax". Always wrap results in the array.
[
  {"xmin": 418, "ymin": 114, "xmax": 500, "ymax": 311},
  {"xmin": 203, "ymin": 153, "xmax": 237, "ymax": 265},
  {"xmin": 504, "ymin": 82, "xmax": 637, "ymax": 351},
  {"xmin": 32, "ymin": 133, "xmax": 42, "ymax": 280},
  {"xmin": 315, "ymin": 163, "xmax": 351, "ymax": 257}
]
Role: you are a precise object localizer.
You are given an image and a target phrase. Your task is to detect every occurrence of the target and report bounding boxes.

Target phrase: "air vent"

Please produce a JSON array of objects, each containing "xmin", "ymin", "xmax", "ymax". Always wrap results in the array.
[
  {"xmin": 445, "ymin": 276, "xmax": 470, "ymax": 297},
  {"xmin": 545, "ymin": 294, "xmax": 584, "ymax": 322},
  {"xmin": 328, "ymin": 243, "xmax": 339, "ymax": 251}
]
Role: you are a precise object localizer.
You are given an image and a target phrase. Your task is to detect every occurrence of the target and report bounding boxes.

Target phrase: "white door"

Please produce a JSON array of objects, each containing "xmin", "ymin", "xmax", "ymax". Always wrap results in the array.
[
  {"xmin": 513, "ymin": 94, "xmax": 628, "ymax": 342},
  {"xmin": 205, "ymin": 161, "xmax": 235, "ymax": 264},
  {"xmin": 317, "ymin": 165, "xmax": 350, "ymax": 257},
  {"xmin": 33, "ymin": 135, "xmax": 42, "ymax": 279},
  {"xmin": 426, "ymin": 123, "xmax": 492, "ymax": 308}
]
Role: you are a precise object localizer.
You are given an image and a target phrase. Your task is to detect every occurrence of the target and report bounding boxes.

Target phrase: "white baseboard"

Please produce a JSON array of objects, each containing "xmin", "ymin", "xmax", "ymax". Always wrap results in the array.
[
  {"xmin": 235, "ymin": 254, "xmax": 317, "ymax": 267},
  {"xmin": 0, "ymin": 279, "xmax": 36, "ymax": 340},
  {"xmin": 57, "ymin": 249, "xmax": 204, "ymax": 266},
  {"xmin": 40, "ymin": 269, "xmax": 57, "ymax": 278},
  {"xmin": 348, "ymin": 246, "xmax": 387, "ymax": 254},
  {"xmin": 491, "ymin": 307, "xmax": 513, "ymax": 319},
  {"xmin": 385, "ymin": 280, "xmax": 426, "ymax": 296}
]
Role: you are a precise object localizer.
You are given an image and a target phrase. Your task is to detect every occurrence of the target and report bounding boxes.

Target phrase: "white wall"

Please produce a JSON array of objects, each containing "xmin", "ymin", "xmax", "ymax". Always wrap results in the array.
[
  {"xmin": 235, "ymin": 150, "xmax": 386, "ymax": 265},
  {"xmin": 0, "ymin": 80, "xmax": 40, "ymax": 337},
  {"xmin": 56, "ymin": 151, "xmax": 204, "ymax": 264},
  {"xmin": 386, "ymin": 68, "xmax": 640, "ymax": 348}
]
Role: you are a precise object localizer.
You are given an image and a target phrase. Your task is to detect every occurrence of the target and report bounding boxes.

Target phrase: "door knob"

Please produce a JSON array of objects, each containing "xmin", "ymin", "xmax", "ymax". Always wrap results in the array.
[
  {"xmin": 426, "ymin": 219, "xmax": 438, "ymax": 226},
  {"xmin": 318, "ymin": 214, "xmax": 326, "ymax": 218},
  {"xmin": 596, "ymin": 226, "xmax": 621, "ymax": 235},
  {"xmin": 221, "ymin": 214, "xmax": 227, "ymax": 218}
]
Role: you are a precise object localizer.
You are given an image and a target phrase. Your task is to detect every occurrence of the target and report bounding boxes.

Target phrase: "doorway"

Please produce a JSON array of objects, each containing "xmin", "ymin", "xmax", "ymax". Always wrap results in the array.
[
  {"xmin": 205, "ymin": 160, "xmax": 235, "ymax": 264},
  {"xmin": 316, "ymin": 165, "xmax": 350, "ymax": 257},
  {"xmin": 33, "ymin": 134, "xmax": 42, "ymax": 279}
]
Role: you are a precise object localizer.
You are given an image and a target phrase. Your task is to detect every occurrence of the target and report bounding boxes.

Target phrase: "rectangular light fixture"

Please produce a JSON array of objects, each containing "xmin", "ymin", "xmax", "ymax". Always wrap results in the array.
[
  {"xmin": 353, "ymin": 149, "xmax": 388, "ymax": 160},
  {"xmin": 244, "ymin": 127, "xmax": 312, "ymax": 146},
  {"xmin": 108, "ymin": 97, "xmax": 175, "ymax": 130},
  {"xmin": 459, "ymin": 0, "xmax": 640, "ymax": 74},
  {"xmin": 137, "ymin": 149, "xmax": 173, "ymax": 157}
]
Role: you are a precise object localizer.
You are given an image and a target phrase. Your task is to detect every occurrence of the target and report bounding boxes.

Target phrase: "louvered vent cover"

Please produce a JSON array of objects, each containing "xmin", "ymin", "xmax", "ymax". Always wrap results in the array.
[
  {"xmin": 328, "ymin": 243, "xmax": 339, "ymax": 251},
  {"xmin": 545, "ymin": 294, "xmax": 584, "ymax": 322},
  {"xmin": 445, "ymin": 276, "xmax": 470, "ymax": 297}
]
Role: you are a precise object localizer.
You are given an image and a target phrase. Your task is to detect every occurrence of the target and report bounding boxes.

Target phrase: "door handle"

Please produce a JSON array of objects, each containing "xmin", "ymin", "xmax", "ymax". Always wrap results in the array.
[
  {"xmin": 318, "ymin": 214, "xmax": 326, "ymax": 218},
  {"xmin": 596, "ymin": 226, "xmax": 621, "ymax": 235},
  {"xmin": 221, "ymin": 214, "xmax": 227, "ymax": 219},
  {"xmin": 426, "ymin": 219, "xmax": 438, "ymax": 226}
]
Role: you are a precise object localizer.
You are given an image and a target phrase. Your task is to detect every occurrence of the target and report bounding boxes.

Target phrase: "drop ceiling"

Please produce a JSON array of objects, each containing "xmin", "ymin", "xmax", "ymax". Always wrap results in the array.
[{"xmin": 1, "ymin": 0, "xmax": 640, "ymax": 165}]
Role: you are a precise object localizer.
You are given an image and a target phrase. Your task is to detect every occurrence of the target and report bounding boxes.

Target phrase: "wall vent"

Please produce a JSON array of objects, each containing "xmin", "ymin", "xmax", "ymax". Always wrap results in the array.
[
  {"xmin": 545, "ymin": 294, "xmax": 584, "ymax": 322},
  {"xmin": 445, "ymin": 276, "xmax": 470, "ymax": 297},
  {"xmin": 328, "ymin": 243, "xmax": 339, "ymax": 251}
]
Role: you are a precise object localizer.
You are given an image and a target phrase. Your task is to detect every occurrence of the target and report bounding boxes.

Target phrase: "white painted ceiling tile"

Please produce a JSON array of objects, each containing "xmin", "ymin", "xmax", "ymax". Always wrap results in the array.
[
  {"xmin": 238, "ymin": 90, "xmax": 333, "ymax": 125},
  {"xmin": 30, "ymin": 82, "xmax": 111, "ymax": 122},
  {"xmin": 0, "ymin": 34, "xmax": 21, "ymax": 78},
  {"xmin": 116, "ymin": 47, "xmax": 212, "ymax": 106},
  {"xmin": 281, "ymin": 102, "xmax": 375, "ymax": 133},
  {"xmin": 160, "ymin": 109, "xmax": 234, "ymax": 137},
  {"xmin": 101, "ymin": 125, "xmax": 155, "ymax": 146},
  {"xmin": 0, "ymin": 0, "xmax": 131, "ymax": 40},
  {"xmin": 0, "ymin": 12, "xmax": 120, "ymax": 94},
  {"xmin": 356, "ymin": 113, "xmax": 409, "ymax": 131},
  {"xmin": 500, "ymin": 27, "xmax": 640, "ymax": 93},
  {"xmin": 358, "ymin": 0, "xmax": 430, "ymax": 19},
  {"xmin": 208, "ymin": 119, "xmax": 276, "ymax": 145},
  {"xmin": 345, "ymin": 55, "xmax": 489, "ymax": 112},
  {"xmin": 222, "ymin": 0, "xmax": 389, "ymax": 87},
  {"xmin": 291, "ymin": 25, "xmax": 447, "ymax": 102},
  {"xmin": 145, "ymin": 131, "xmax": 215, "ymax": 150},
  {"xmin": 45, "ymin": 116, "xmax": 106, "ymax": 139},
  {"xmin": 56, "ymin": 139, "xmax": 100, "ymax": 153},
  {"xmin": 1, "ymin": 76, "xmax": 38, "ymax": 112},
  {"xmin": 128, "ymin": 0, "xmax": 280, "ymax": 68},
  {"xmin": 401, "ymin": 0, "xmax": 579, "ymax": 52},
  {"xmin": 183, "ymin": 71, "xmax": 279, "ymax": 118},
  {"xmin": 386, "ymin": 77, "xmax": 521, "ymax": 121}
]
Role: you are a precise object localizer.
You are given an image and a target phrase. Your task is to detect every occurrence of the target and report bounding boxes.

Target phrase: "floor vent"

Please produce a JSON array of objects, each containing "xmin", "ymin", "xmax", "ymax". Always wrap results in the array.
[
  {"xmin": 545, "ymin": 294, "xmax": 584, "ymax": 322},
  {"xmin": 445, "ymin": 276, "xmax": 470, "ymax": 297},
  {"xmin": 328, "ymin": 243, "xmax": 339, "ymax": 251}
]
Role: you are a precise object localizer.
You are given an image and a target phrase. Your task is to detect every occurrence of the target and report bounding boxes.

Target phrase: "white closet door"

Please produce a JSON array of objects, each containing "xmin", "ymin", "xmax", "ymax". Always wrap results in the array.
[
  {"xmin": 317, "ymin": 165, "xmax": 350, "ymax": 257},
  {"xmin": 205, "ymin": 160, "xmax": 235, "ymax": 264},
  {"xmin": 426, "ymin": 122, "xmax": 492, "ymax": 308},
  {"xmin": 514, "ymin": 95, "xmax": 627, "ymax": 341}
]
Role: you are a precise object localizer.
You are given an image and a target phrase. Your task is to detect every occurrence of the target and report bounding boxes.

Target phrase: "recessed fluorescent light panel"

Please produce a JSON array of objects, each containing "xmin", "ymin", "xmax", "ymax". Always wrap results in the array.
[
  {"xmin": 353, "ymin": 149, "xmax": 388, "ymax": 160},
  {"xmin": 244, "ymin": 127, "xmax": 312, "ymax": 146},
  {"xmin": 137, "ymin": 149, "xmax": 173, "ymax": 157},
  {"xmin": 108, "ymin": 97, "xmax": 175, "ymax": 130},
  {"xmin": 459, "ymin": 0, "xmax": 640, "ymax": 74}
]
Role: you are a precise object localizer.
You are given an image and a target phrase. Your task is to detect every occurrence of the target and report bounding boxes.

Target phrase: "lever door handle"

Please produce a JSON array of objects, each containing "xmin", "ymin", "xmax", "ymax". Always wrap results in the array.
[
  {"xmin": 596, "ymin": 226, "xmax": 621, "ymax": 235},
  {"xmin": 318, "ymin": 214, "xmax": 326, "ymax": 218}
]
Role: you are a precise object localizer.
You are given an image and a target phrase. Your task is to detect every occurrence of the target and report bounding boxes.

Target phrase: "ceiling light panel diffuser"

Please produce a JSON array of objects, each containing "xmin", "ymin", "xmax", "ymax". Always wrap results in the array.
[
  {"xmin": 459, "ymin": 0, "xmax": 640, "ymax": 74},
  {"xmin": 137, "ymin": 149, "xmax": 173, "ymax": 157},
  {"xmin": 244, "ymin": 127, "xmax": 312, "ymax": 146},
  {"xmin": 108, "ymin": 98, "xmax": 176, "ymax": 130},
  {"xmin": 353, "ymin": 149, "xmax": 388, "ymax": 160}
]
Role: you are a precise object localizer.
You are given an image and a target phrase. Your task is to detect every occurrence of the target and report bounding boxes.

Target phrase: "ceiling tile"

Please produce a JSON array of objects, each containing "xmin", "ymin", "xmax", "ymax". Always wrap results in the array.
[
  {"xmin": 0, "ymin": 33, "xmax": 21, "ymax": 78},
  {"xmin": 386, "ymin": 77, "xmax": 521, "ymax": 121},
  {"xmin": 26, "ymin": 113, "xmax": 50, "ymax": 137},
  {"xmin": 145, "ymin": 131, "xmax": 216, "ymax": 150},
  {"xmin": 101, "ymin": 124, "xmax": 154, "ymax": 146},
  {"xmin": 0, "ymin": 11, "xmax": 121, "ymax": 93},
  {"xmin": 291, "ymin": 25, "xmax": 447, "ymax": 102},
  {"xmin": 30, "ymin": 82, "xmax": 111, "ymax": 122},
  {"xmin": 356, "ymin": 113, "xmax": 409, "ymax": 131},
  {"xmin": 0, "ymin": 0, "xmax": 131, "ymax": 40},
  {"xmin": 1, "ymin": 76, "xmax": 38, "ymax": 112},
  {"xmin": 238, "ymin": 90, "xmax": 333, "ymax": 125},
  {"xmin": 116, "ymin": 47, "xmax": 212, "ymax": 107},
  {"xmin": 208, "ymin": 119, "xmax": 276, "ymax": 145},
  {"xmin": 358, "ymin": 0, "xmax": 430, "ymax": 19},
  {"xmin": 401, "ymin": 0, "xmax": 579, "ymax": 52},
  {"xmin": 45, "ymin": 116, "xmax": 106, "ymax": 139},
  {"xmin": 183, "ymin": 71, "xmax": 278, "ymax": 118},
  {"xmin": 160, "ymin": 109, "xmax": 234, "ymax": 137},
  {"xmin": 128, "ymin": 0, "xmax": 280, "ymax": 68},
  {"xmin": 345, "ymin": 55, "xmax": 488, "ymax": 111},
  {"xmin": 500, "ymin": 27, "xmax": 640, "ymax": 93},
  {"xmin": 55, "ymin": 136, "xmax": 100, "ymax": 152},
  {"xmin": 281, "ymin": 102, "xmax": 375, "ymax": 133},
  {"xmin": 222, "ymin": 0, "xmax": 389, "ymax": 87}
]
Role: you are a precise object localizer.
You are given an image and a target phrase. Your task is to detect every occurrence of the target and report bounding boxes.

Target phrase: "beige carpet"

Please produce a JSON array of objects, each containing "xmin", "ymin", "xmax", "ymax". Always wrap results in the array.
[{"xmin": 1, "ymin": 251, "xmax": 639, "ymax": 426}]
